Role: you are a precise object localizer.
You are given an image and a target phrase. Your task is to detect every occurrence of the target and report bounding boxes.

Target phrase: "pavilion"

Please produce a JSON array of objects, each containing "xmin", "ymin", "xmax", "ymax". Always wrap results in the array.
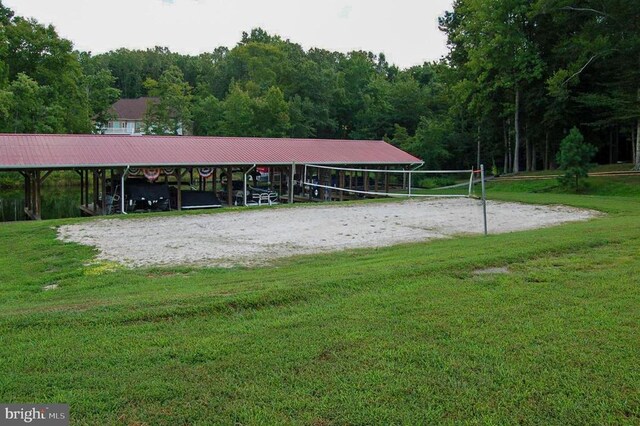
[{"xmin": 0, "ymin": 134, "xmax": 422, "ymax": 219}]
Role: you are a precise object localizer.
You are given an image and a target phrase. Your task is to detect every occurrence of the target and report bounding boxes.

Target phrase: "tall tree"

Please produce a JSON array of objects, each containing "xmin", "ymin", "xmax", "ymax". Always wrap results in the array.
[
  {"xmin": 85, "ymin": 69, "xmax": 121, "ymax": 132},
  {"xmin": 144, "ymin": 65, "xmax": 192, "ymax": 135},
  {"xmin": 221, "ymin": 84, "xmax": 255, "ymax": 136},
  {"xmin": 441, "ymin": 0, "xmax": 544, "ymax": 172}
]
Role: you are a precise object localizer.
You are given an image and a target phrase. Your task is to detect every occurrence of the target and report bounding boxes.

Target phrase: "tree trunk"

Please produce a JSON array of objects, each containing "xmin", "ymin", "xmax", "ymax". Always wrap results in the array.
[
  {"xmin": 631, "ymin": 124, "xmax": 636, "ymax": 165},
  {"xmin": 544, "ymin": 131, "xmax": 549, "ymax": 170},
  {"xmin": 525, "ymin": 122, "xmax": 531, "ymax": 172},
  {"xmin": 609, "ymin": 128, "xmax": 614, "ymax": 164},
  {"xmin": 503, "ymin": 121, "xmax": 509, "ymax": 174},
  {"xmin": 614, "ymin": 126, "xmax": 620, "ymax": 163},
  {"xmin": 636, "ymin": 88, "xmax": 640, "ymax": 170},
  {"xmin": 531, "ymin": 141, "xmax": 536, "ymax": 171},
  {"xmin": 635, "ymin": 118, "xmax": 640, "ymax": 170},
  {"xmin": 513, "ymin": 86, "xmax": 521, "ymax": 173}
]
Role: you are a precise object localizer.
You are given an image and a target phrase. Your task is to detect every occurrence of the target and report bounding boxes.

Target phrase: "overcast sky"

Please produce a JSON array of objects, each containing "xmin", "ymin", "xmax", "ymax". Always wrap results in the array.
[{"xmin": 4, "ymin": 0, "xmax": 453, "ymax": 69}]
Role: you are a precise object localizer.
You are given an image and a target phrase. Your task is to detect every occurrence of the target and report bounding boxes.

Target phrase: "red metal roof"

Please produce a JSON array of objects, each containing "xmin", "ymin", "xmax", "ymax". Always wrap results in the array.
[{"xmin": 0, "ymin": 134, "xmax": 422, "ymax": 170}]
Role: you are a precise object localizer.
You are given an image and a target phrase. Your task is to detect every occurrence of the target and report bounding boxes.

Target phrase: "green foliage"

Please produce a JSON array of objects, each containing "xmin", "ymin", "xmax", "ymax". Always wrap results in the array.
[
  {"xmin": 4, "ymin": 73, "xmax": 67, "ymax": 133},
  {"xmin": 85, "ymin": 69, "xmax": 120, "ymax": 132},
  {"xmin": 1, "ymin": 0, "xmax": 639, "ymax": 174},
  {"xmin": 391, "ymin": 118, "xmax": 451, "ymax": 170},
  {"xmin": 556, "ymin": 127, "xmax": 597, "ymax": 190},
  {"xmin": 253, "ymin": 86, "xmax": 290, "ymax": 137},
  {"xmin": 143, "ymin": 65, "xmax": 192, "ymax": 135},
  {"xmin": 0, "ymin": 4, "xmax": 92, "ymax": 133},
  {"xmin": 417, "ymin": 176, "xmax": 457, "ymax": 189},
  {"xmin": 222, "ymin": 84, "xmax": 255, "ymax": 136},
  {"xmin": 192, "ymin": 95, "xmax": 224, "ymax": 136}
]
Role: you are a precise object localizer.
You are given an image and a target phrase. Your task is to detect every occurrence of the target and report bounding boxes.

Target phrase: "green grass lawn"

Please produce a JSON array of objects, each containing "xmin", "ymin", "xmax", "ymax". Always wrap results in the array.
[{"xmin": 0, "ymin": 181, "xmax": 638, "ymax": 424}]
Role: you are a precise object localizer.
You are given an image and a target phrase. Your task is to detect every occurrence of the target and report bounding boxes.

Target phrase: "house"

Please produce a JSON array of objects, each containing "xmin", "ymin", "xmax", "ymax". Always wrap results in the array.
[{"xmin": 103, "ymin": 97, "xmax": 159, "ymax": 135}]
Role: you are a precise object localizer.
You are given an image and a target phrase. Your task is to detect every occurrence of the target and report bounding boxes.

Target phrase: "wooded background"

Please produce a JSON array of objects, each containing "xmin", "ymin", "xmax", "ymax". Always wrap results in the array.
[{"xmin": 0, "ymin": 0, "xmax": 638, "ymax": 171}]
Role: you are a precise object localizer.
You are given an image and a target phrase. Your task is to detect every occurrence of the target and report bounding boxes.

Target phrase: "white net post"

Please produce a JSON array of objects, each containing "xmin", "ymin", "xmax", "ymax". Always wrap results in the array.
[{"xmin": 481, "ymin": 164, "xmax": 487, "ymax": 236}]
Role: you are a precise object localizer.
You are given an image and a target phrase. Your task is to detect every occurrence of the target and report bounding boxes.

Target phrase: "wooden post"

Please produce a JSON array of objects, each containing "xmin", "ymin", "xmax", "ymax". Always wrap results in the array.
[
  {"xmin": 278, "ymin": 167, "xmax": 283, "ymax": 200},
  {"xmin": 269, "ymin": 167, "xmax": 274, "ymax": 190},
  {"xmin": 177, "ymin": 168, "xmax": 182, "ymax": 211},
  {"xmin": 93, "ymin": 169, "xmax": 99, "ymax": 213},
  {"xmin": 101, "ymin": 169, "xmax": 107, "ymax": 214},
  {"xmin": 84, "ymin": 170, "xmax": 89, "ymax": 208},
  {"xmin": 318, "ymin": 167, "xmax": 324, "ymax": 200},
  {"xmin": 34, "ymin": 170, "xmax": 41, "ymax": 219},
  {"xmin": 339, "ymin": 170, "xmax": 345, "ymax": 201},
  {"xmin": 30, "ymin": 172, "xmax": 36, "ymax": 217},
  {"xmin": 364, "ymin": 169, "xmax": 369, "ymax": 195},
  {"xmin": 384, "ymin": 166, "xmax": 390, "ymax": 195},
  {"xmin": 212, "ymin": 168, "xmax": 217, "ymax": 194},
  {"xmin": 374, "ymin": 171, "xmax": 378, "ymax": 195},
  {"xmin": 289, "ymin": 163, "xmax": 295, "ymax": 204},
  {"xmin": 226, "ymin": 166, "xmax": 233, "ymax": 206},
  {"xmin": 79, "ymin": 170, "xmax": 84, "ymax": 206},
  {"xmin": 349, "ymin": 169, "xmax": 353, "ymax": 195},
  {"xmin": 24, "ymin": 172, "xmax": 31, "ymax": 216}
]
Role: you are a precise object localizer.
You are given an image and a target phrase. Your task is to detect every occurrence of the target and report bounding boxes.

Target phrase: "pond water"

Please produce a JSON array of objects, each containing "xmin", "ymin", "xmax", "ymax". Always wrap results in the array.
[{"xmin": 0, "ymin": 186, "xmax": 82, "ymax": 222}]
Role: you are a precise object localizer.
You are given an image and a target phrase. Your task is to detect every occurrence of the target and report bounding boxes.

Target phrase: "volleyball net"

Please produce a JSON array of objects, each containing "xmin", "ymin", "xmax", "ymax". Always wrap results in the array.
[{"xmin": 301, "ymin": 163, "xmax": 488, "ymax": 234}]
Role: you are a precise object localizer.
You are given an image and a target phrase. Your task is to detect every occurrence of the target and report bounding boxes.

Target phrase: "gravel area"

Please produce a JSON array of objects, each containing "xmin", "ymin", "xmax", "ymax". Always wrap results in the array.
[{"xmin": 57, "ymin": 198, "xmax": 599, "ymax": 268}]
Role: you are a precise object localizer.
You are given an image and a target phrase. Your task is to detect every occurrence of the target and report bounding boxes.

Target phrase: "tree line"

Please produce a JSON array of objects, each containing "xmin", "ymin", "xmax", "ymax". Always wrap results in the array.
[{"xmin": 0, "ymin": 0, "xmax": 638, "ymax": 171}]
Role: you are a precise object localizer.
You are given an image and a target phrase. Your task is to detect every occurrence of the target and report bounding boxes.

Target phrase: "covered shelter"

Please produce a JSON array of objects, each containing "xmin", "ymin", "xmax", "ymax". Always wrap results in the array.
[{"xmin": 0, "ymin": 134, "xmax": 422, "ymax": 219}]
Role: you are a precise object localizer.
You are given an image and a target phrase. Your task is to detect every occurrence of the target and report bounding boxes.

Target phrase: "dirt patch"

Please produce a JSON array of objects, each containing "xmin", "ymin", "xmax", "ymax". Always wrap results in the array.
[
  {"xmin": 57, "ymin": 198, "xmax": 599, "ymax": 268},
  {"xmin": 473, "ymin": 266, "xmax": 510, "ymax": 275}
]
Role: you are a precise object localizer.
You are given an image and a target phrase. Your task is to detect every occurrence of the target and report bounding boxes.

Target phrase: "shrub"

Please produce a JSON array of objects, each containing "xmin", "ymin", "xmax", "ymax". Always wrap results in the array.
[{"xmin": 556, "ymin": 127, "xmax": 597, "ymax": 191}]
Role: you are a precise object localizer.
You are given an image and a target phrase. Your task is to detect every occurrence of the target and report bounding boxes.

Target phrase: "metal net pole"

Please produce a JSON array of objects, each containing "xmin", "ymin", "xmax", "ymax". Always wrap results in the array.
[{"xmin": 481, "ymin": 164, "xmax": 487, "ymax": 236}]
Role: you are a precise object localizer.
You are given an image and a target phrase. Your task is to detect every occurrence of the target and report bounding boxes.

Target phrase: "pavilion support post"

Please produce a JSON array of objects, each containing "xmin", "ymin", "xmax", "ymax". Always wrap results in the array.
[
  {"xmin": 269, "ymin": 168, "xmax": 274, "ymax": 191},
  {"xmin": 30, "ymin": 172, "xmax": 36, "ymax": 218},
  {"xmin": 34, "ymin": 170, "xmax": 41, "ymax": 220},
  {"xmin": 226, "ymin": 166, "xmax": 233, "ymax": 206},
  {"xmin": 177, "ymin": 168, "xmax": 182, "ymax": 211},
  {"xmin": 101, "ymin": 169, "xmax": 107, "ymax": 214},
  {"xmin": 374, "ymin": 171, "xmax": 379, "ymax": 195},
  {"xmin": 318, "ymin": 167, "xmax": 324, "ymax": 201},
  {"xmin": 24, "ymin": 172, "xmax": 31, "ymax": 218},
  {"xmin": 278, "ymin": 167, "xmax": 283, "ymax": 201},
  {"xmin": 349, "ymin": 169, "xmax": 353, "ymax": 195},
  {"xmin": 289, "ymin": 163, "xmax": 295, "ymax": 204},
  {"xmin": 339, "ymin": 170, "xmax": 345, "ymax": 201},
  {"xmin": 79, "ymin": 170, "xmax": 84, "ymax": 206},
  {"xmin": 384, "ymin": 166, "xmax": 390, "ymax": 195},
  {"xmin": 121, "ymin": 167, "xmax": 128, "ymax": 215},
  {"xmin": 84, "ymin": 170, "xmax": 89, "ymax": 208},
  {"xmin": 212, "ymin": 168, "xmax": 217, "ymax": 194},
  {"xmin": 31, "ymin": 171, "xmax": 36, "ymax": 219},
  {"xmin": 93, "ymin": 169, "xmax": 99, "ymax": 214},
  {"xmin": 364, "ymin": 169, "xmax": 369, "ymax": 196}
]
